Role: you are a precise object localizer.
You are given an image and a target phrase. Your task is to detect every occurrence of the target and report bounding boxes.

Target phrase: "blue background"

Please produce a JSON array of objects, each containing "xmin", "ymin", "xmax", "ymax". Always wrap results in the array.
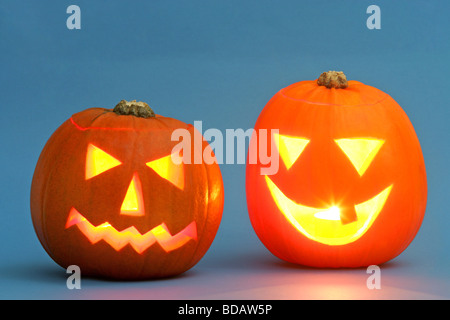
[{"xmin": 0, "ymin": 0, "xmax": 448, "ymax": 299}]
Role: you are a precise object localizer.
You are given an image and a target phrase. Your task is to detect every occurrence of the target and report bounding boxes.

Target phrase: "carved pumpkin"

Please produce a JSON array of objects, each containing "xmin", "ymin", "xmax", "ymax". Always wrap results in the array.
[
  {"xmin": 246, "ymin": 71, "xmax": 427, "ymax": 267},
  {"xmin": 31, "ymin": 100, "xmax": 224, "ymax": 279}
]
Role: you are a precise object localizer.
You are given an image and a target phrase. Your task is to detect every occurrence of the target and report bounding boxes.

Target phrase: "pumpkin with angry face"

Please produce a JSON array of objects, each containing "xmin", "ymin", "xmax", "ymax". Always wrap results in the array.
[
  {"xmin": 246, "ymin": 71, "xmax": 427, "ymax": 267},
  {"xmin": 31, "ymin": 100, "xmax": 224, "ymax": 279}
]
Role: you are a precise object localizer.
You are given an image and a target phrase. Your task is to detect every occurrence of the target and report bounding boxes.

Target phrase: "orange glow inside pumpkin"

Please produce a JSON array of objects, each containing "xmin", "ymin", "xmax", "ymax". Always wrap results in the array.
[
  {"xmin": 334, "ymin": 138, "xmax": 384, "ymax": 176},
  {"xmin": 265, "ymin": 175, "xmax": 393, "ymax": 245},
  {"xmin": 85, "ymin": 144, "xmax": 122, "ymax": 179},
  {"xmin": 268, "ymin": 134, "xmax": 393, "ymax": 245},
  {"xmin": 274, "ymin": 133, "xmax": 310, "ymax": 170},
  {"xmin": 146, "ymin": 153, "xmax": 184, "ymax": 190},
  {"xmin": 77, "ymin": 144, "xmax": 192, "ymax": 253},
  {"xmin": 120, "ymin": 173, "xmax": 145, "ymax": 216},
  {"xmin": 65, "ymin": 207, "xmax": 197, "ymax": 254}
]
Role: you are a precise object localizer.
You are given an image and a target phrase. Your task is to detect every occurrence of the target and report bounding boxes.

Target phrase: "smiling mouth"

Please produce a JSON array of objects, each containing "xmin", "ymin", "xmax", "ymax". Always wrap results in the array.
[
  {"xmin": 65, "ymin": 207, "xmax": 197, "ymax": 254},
  {"xmin": 265, "ymin": 176, "xmax": 393, "ymax": 246}
]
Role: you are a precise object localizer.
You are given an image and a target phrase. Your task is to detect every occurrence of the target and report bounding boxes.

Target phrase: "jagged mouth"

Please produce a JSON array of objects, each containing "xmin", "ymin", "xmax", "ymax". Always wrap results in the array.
[
  {"xmin": 265, "ymin": 176, "xmax": 393, "ymax": 246},
  {"xmin": 65, "ymin": 207, "xmax": 197, "ymax": 254}
]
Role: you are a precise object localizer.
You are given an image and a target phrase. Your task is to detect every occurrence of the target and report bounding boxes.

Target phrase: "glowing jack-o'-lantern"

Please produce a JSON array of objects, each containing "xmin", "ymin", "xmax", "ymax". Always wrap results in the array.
[
  {"xmin": 31, "ymin": 100, "xmax": 224, "ymax": 279},
  {"xmin": 246, "ymin": 71, "xmax": 427, "ymax": 267}
]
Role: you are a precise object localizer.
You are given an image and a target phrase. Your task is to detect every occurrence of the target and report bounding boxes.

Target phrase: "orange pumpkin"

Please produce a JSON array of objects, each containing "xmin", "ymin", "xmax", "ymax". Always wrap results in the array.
[
  {"xmin": 246, "ymin": 71, "xmax": 427, "ymax": 267},
  {"xmin": 31, "ymin": 100, "xmax": 224, "ymax": 279}
]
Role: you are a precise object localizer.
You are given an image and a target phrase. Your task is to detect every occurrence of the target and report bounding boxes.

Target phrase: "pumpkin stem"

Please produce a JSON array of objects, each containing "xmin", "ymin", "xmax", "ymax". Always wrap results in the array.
[
  {"xmin": 113, "ymin": 100, "xmax": 155, "ymax": 118},
  {"xmin": 317, "ymin": 71, "xmax": 348, "ymax": 89}
]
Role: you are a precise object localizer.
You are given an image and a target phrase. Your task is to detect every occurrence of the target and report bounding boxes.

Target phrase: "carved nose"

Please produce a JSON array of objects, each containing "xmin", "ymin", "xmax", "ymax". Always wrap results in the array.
[{"xmin": 120, "ymin": 173, "xmax": 144, "ymax": 216}]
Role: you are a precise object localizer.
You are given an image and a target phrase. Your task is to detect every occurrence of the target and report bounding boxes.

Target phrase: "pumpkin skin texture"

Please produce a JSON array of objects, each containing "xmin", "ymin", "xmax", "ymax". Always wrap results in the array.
[
  {"xmin": 31, "ymin": 101, "xmax": 224, "ymax": 279},
  {"xmin": 246, "ymin": 72, "xmax": 427, "ymax": 268}
]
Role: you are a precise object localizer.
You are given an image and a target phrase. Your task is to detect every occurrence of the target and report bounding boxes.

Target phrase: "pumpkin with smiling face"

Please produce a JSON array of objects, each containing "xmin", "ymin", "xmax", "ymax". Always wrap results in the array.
[
  {"xmin": 246, "ymin": 71, "xmax": 427, "ymax": 268},
  {"xmin": 31, "ymin": 100, "xmax": 224, "ymax": 279}
]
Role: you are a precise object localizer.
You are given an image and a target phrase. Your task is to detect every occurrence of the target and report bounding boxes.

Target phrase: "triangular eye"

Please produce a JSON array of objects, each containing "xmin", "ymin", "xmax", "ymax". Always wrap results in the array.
[
  {"xmin": 86, "ymin": 144, "xmax": 122, "ymax": 180},
  {"xmin": 274, "ymin": 133, "xmax": 310, "ymax": 170},
  {"xmin": 335, "ymin": 138, "xmax": 384, "ymax": 176},
  {"xmin": 146, "ymin": 153, "xmax": 184, "ymax": 190}
]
